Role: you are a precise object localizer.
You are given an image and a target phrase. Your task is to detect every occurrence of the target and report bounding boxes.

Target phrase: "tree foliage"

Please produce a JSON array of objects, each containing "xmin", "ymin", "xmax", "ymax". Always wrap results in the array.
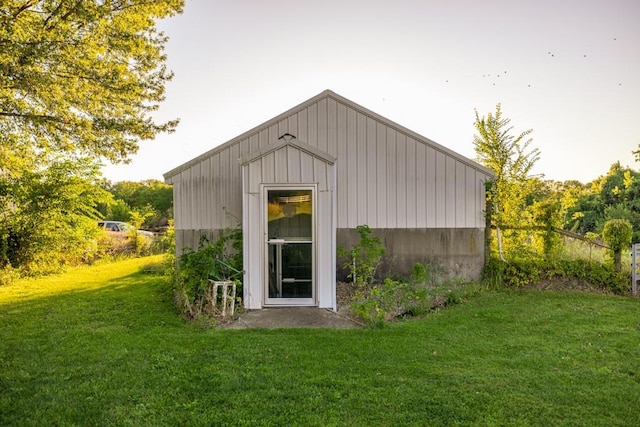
[
  {"xmin": 0, "ymin": 158, "xmax": 111, "ymax": 273},
  {"xmin": 566, "ymin": 162, "xmax": 640, "ymax": 242},
  {"xmin": 0, "ymin": 1, "xmax": 182, "ymax": 275},
  {"xmin": 473, "ymin": 104, "xmax": 539, "ymax": 183},
  {"xmin": 473, "ymin": 104, "xmax": 541, "ymax": 257},
  {"xmin": 100, "ymin": 179, "xmax": 173, "ymax": 228},
  {"xmin": 0, "ymin": 0, "xmax": 183, "ymax": 162},
  {"xmin": 602, "ymin": 219, "xmax": 633, "ymax": 272}
]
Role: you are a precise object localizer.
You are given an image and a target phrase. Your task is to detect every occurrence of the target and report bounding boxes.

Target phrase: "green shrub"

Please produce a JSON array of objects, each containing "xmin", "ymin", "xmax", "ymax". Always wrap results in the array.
[
  {"xmin": 338, "ymin": 225, "xmax": 386, "ymax": 288},
  {"xmin": 482, "ymin": 256, "xmax": 630, "ymax": 295},
  {"xmin": 175, "ymin": 228, "xmax": 242, "ymax": 320},
  {"xmin": 350, "ymin": 262, "xmax": 475, "ymax": 326},
  {"xmin": 339, "ymin": 227, "xmax": 476, "ymax": 326}
]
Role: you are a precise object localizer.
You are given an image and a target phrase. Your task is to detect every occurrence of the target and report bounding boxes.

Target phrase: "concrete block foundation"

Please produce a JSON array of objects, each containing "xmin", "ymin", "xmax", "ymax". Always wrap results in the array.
[{"xmin": 336, "ymin": 228, "xmax": 485, "ymax": 283}]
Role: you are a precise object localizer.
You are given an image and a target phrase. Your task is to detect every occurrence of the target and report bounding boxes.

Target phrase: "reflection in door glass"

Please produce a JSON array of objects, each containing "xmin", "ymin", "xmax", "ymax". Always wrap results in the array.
[
  {"xmin": 267, "ymin": 190, "xmax": 312, "ymax": 240},
  {"xmin": 267, "ymin": 189, "xmax": 313, "ymax": 300}
]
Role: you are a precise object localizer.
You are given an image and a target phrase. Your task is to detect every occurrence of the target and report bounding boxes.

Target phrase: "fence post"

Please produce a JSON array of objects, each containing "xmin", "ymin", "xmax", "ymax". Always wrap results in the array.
[
  {"xmin": 484, "ymin": 180, "xmax": 494, "ymax": 266},
  {"xmin": 632, "ymin": 243, "xmax": 639, "ymax": 297}
]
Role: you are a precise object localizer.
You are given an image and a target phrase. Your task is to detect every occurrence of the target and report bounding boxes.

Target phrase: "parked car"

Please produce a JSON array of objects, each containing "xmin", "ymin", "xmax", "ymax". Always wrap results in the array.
[{"xmin": 97, "ymin": 221, "xmax": 154, "ymax": 237}]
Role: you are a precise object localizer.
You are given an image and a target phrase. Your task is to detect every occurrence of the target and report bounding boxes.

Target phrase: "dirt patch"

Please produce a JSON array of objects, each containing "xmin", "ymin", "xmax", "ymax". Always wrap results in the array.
[{"xmin": 336, "ymin": 281, "xmax": 357, "ymax": 319}]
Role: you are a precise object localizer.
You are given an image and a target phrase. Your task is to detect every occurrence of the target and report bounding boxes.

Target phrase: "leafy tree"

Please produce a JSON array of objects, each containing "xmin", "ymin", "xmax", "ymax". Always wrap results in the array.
[
  {"xmin": 473, "ymin": 104, "xmax": 539, "ymax": 182},
  {"xmin": 107, "ymin": 198, "xmax": 132, "ymax": 222},
  {"xmin": 0, "ymin": 158, "xmax": 111, "ymax": 273},
  {"xmin": 1, "ymin": 0, "xmax": 183, "ymax": 162},
  {"xmin": 602, "ymin": 219, "xmax": 633, "ymax": 272},
  {"xmin": 103, "ymin": 179, "xmax": 173, "ymax": 227},
  {"xmin": 567, "ymin": 163, "xmax": 640, "ymax": 242},
  {"xmin": 473, "ymin": 104, "xmax": 541, "ymax": 258},
  {"xmin": 0, "ymin": 1, "xmax": 182, "ymax": 273}
]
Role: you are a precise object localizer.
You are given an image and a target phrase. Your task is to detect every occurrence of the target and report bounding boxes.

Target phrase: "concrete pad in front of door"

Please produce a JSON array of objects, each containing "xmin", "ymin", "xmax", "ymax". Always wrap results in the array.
[{"xmin": 222, "ymin": 307, "xmax": 361, "ymax": 329}]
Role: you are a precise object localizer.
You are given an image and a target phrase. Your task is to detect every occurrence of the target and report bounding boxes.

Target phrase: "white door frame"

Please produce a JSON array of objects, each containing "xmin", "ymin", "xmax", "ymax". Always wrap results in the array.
[{"xmin": 262, "ymin": 184, "xmax": 317, "ymax": 307}]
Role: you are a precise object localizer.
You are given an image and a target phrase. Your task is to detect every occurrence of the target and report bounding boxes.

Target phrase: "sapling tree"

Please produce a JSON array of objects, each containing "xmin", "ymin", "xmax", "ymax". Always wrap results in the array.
[
  {"xmin": 602, "ymin": 219, "xmax": 633, "ymax": 272},
  {"xmin": 338, "ymin": 225, "xmax": 386, "ymax": 288},
  {"xmin": 473, "ymin": 104, "xmax": 541, "ymax": 258}
]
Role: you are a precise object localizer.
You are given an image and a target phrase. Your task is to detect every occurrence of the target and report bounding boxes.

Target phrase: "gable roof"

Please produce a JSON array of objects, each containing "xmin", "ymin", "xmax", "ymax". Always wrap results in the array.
[
  {"xmin": 239, "ymin": 135, "xmax": 336, "ymax": 166},
  {"xmin": 164, "ymin": 89, "xmax": 493, "ymax": 179}
]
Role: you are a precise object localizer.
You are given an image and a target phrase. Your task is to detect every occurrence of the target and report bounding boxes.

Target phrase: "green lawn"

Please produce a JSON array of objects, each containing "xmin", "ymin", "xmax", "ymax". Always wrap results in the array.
[{"xmin": 1, "ymin": 257, "xmax": 639, "ymax": 426}]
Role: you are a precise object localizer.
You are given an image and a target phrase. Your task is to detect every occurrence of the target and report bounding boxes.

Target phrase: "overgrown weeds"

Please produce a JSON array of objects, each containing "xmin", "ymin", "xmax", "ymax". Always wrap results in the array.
[
  {"xmin": 483, "ymin": 256, "xmax": 631, "ymax": 294},
  {"xmin": 174, "ymin": 227, "xmax": 242, "ymax": 321},
  {"xmin": 339, "ymin": 225, "xmax": 476, "ymax": 327}
]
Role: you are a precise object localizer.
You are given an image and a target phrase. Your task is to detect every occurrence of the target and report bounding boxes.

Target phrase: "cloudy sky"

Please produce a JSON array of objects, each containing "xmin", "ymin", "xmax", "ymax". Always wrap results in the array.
[{"xmin": 102, "ymin": 0, "xmax": 640, "ymax": 184}]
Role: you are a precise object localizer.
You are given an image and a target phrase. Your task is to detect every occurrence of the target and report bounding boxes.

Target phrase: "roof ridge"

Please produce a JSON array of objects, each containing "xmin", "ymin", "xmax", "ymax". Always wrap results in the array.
[{"xmin": 164, "ymin": 90, "xmax": 493, "ymax": 179}]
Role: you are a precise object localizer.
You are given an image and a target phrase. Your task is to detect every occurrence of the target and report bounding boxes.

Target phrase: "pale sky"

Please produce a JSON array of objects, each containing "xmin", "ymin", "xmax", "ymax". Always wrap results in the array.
[{"xmin": 102, "ymin": 0, "xmax": 640, "ymax": 184}]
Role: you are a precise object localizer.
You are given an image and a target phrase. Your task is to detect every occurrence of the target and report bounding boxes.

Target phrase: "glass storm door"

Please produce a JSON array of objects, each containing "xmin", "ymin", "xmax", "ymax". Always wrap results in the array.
[{"xmin": 265, "ymin": 188, "xmax": 315, "ymax": 305}]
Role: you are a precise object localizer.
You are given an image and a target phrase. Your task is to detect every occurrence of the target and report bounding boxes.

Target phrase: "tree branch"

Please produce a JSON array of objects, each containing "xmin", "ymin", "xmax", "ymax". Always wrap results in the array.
[
  {"xmin": 0, "ymin": 111, "xmax": 60, "ymax": 122},
  {"xmin": 11, "ymin": 2, "xmax": 36, "ymax": 19}
]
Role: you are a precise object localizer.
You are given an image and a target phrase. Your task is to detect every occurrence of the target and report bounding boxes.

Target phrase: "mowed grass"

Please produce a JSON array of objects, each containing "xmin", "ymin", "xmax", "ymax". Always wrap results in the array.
[{"xmin": 1, "ymin": 257, "xmax": 639, "ymax": 426}]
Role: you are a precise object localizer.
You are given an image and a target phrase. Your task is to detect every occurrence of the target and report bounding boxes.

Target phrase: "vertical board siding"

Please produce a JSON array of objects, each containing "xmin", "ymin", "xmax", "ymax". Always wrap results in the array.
[
  {"xmin": 445, "ymin": 156, "xmax": 456, "ymax": 228},
  {"xmin": 366, "ymin": 117, "xmax": 377, "ymax": 226},
  {"xmin": 435, "ymin": 151, "xmax": 446, "ymax": 227},
  {"xmin": 425, "ymin": 146, "xmax": 436, "ymax": 227},
  {"xmin": 466, "ymin": 167, "xmax": 479, "ymax": 227},
  {"xmin": 327, "ymin": 98, "xmax": 338, "ymax": 156},
  {"xmin": 275, "ymin": 148, "xmax": 288, "ymax": 183},
  {"xmin": 204, "ymin": 156, "xmax": 212, "ymax": 229},
  {"xmin": 262, "ymin": 152, "xmax": 275, "ymax": 183},
  {"xmin": 171, "ymin": 94, "xmax": 491, "ymax": 240},
  {"xmin": 297, "ymin": 107, "xmax": 308, "ymax": 142},
  {"xmin": 268, "ymin": 123, "xmax": 278, "ymax": 144},
  {"xmin": 307, "ymin": 102, "xmax": 318, "ymax": 147},
  {"xmin": 278, "ymin": 118, "xmax": 288, "ymax": 138},
  {"xmin": 248, "ymin": 160, "xmax": 261, "ymax": 194},
  {"xmin": 406, "ymin": 137, "xmax": 417, "ymax": 228},
  {"xmin": 337, "ymin": 103, "xmax": 348, "ymax": 226},
  {"xmin": 477, "ymin": 171, "xmax": 486, "ymax": 227},
  {"xmin": 300, "ymin": 151, "xmax": 315, "ymax": 183},
  {"xmin": 356, "ymin": 112, "xmax": 368, "ymax": 226},
  {"xmin": 455, "ymin": 162, "xmax": 467, "ymax": 227},
  {"xmin": 416, "ymin": 142, "xmax": 427, "ymax": 228},
  {"xmin": 258, "ymin": 128, "xmax": 269, "ymax": 148},
  {"xmin": 313, "ymin": 157, "xmax": 328, "ymax": 191},
  {"xmin": 396, "ymin": 133, "xmax": 407, "ymax": 227},
  {"xmin": 191, "ymin": 164, "xmax": 199, "ymax": 229},
  {"xmin": 287, "ymin": 146, "xmax": 301, "ymax": 183},
  {"xmin": 386, "ymin": 128, "xmax": 397, "ymax": 228},
  {"xmin": 346, "ymin": 107, "xmax": 358, "ymax": 228},
  {"xmin": 221, "ymin": 150, "xmax": 232, "ymax": 226},
  {"xmin": 288, "ymin": 114, "xmax": 298, "ymax": 137},
  {"xmin": 376, "ymin": 122, "xmax": 387, "ymax": 226},
  {"xmin": 317, "ymin": 97, "xmax": 328, "ymax": 154},
  {"xmin": 228, "ymin": 143, "xmax": 241, "ymax": 227}
]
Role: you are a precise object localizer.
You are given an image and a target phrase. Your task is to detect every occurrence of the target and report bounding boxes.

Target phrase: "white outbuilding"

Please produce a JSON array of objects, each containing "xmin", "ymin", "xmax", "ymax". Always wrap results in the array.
[{"xmin": 164, "ymin": 90, "xmax": 493, "ymax": 310}]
